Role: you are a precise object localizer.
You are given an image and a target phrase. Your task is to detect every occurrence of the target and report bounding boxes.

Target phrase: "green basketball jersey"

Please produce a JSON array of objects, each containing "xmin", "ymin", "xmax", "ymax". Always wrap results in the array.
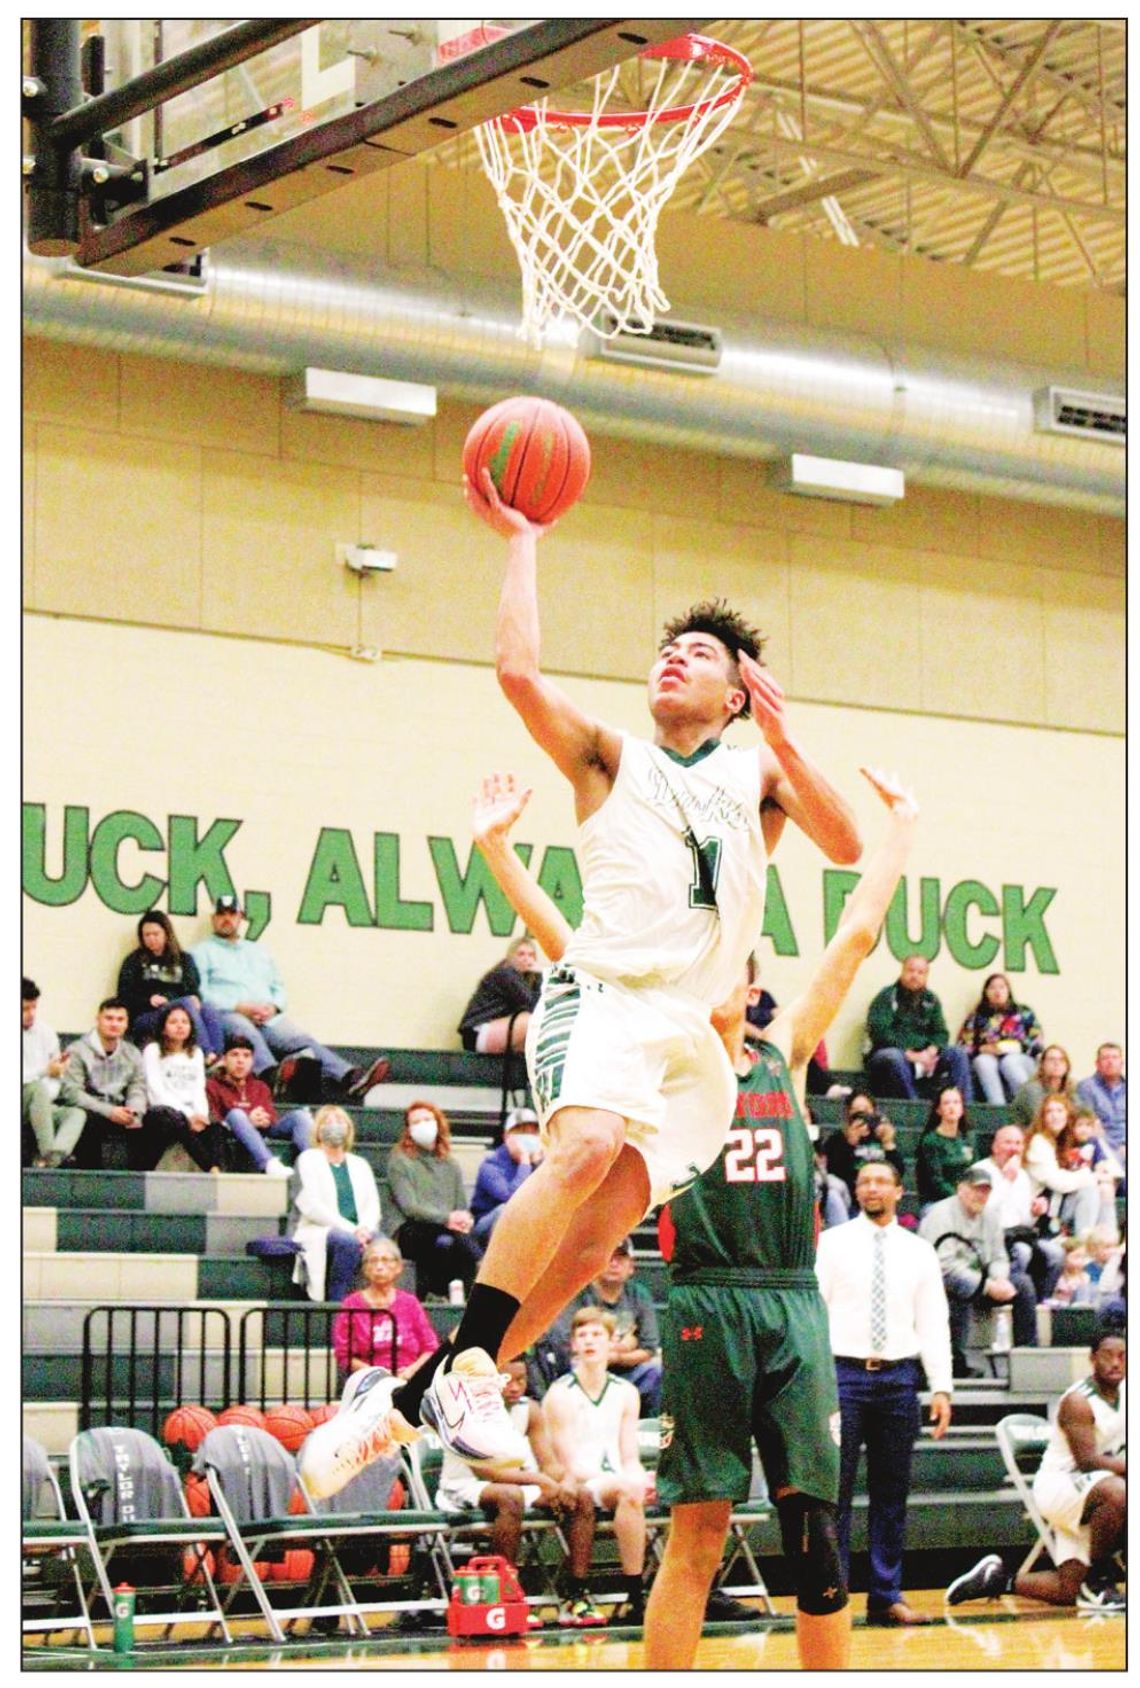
[{"xmin": 663, "ymin": 1039, "xmax": 817, "ymax": 1279}]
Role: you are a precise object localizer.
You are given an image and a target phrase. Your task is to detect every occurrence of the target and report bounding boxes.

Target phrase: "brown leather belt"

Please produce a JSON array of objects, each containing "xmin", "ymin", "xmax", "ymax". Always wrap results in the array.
[{"xmin": 835, "ymin": 1355, "xmax": 913, "ymax": 1372}]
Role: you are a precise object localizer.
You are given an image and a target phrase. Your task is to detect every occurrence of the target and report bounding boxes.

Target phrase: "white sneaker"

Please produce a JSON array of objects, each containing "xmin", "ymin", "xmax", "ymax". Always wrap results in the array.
[
  {"xmin": 263, "ymin": 1158, "xmax": 291, "ymax": 1179},
  {"xmin": 298, "ymin": 1367, "xmax": 416, "ymax": 1500},
  {"xmin": 420, "ymin": 1348, "xmax": 527, "ymax": 1469}
]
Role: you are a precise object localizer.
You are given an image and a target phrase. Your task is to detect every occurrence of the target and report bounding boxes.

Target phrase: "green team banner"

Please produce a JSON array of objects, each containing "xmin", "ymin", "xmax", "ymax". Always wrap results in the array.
[{"xmin": 23, "ymin": 802, "xmax": 1058, "ymax": 974}]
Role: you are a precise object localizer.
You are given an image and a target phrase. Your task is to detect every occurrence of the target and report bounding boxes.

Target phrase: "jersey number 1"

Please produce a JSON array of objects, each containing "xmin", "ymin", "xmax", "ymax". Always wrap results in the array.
[
  {"xmin": 686, "ymin": 834, "xmax": 722, "ymax": 910},
  {"xmin": 724, "ymin": 1125, "xmax": 787, "ymax": 1183}
]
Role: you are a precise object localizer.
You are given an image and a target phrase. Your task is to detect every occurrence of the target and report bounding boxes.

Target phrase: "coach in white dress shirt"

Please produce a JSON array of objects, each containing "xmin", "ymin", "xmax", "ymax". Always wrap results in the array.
[{"xmin": 816, "ymin": 1159, "xmax": 953, "ymax": 1626}]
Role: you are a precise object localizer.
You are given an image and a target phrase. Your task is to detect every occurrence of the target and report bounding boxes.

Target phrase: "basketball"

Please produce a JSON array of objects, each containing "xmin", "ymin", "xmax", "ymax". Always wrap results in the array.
[
  {"xmin": 182, "ymin": 1545, "xmax": 215, "ymax": 1585},
  {"xmin": 264, "ymin": 1402, "xmax": 315, "ymax": 1452},
  {"xmin": 309, "ymin": 1402, "xmax": 339, "ymax": 1426},
  {"xmin": 217, "ymin": 1403, "xmax": 266, "ymax": 1430},
  {"xmin": 184, "ymin": 1471, "xmax": 212, "ymax": 1518},
  {"xmin": 269, "ymin": 1548, "xmax": 315, "ymax": 1583},
  {"xmin": 163, "ymin": 1403, "xmax": 217, "ymax": 1453},
  {"xmin": 216, "ymin": 1545, "xmax": 270, "ymax": 1585},
  {"xmin": 463, "ymin": 396, "xmax": 591, "ymax": 524}
]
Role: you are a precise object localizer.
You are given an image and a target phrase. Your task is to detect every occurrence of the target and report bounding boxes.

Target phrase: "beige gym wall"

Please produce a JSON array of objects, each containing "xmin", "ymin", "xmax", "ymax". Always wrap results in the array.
[{"xmin": 22, "ymin": 160, "xmax": 1124, "ymax": 1068}]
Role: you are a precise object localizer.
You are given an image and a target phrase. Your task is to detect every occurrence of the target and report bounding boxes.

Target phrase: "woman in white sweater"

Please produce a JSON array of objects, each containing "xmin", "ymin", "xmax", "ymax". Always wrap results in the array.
[
  {"xmin": 141, "ymin": 1003, "xmax": 224, "ymax": 1171},
  {"xmin": 290, "ymin": 1106, "xmax": 383, "ymax": 1302},
  {"xmin": 1023, "ymin": 1094, "xmax": 1110, "ymax": 1236}
]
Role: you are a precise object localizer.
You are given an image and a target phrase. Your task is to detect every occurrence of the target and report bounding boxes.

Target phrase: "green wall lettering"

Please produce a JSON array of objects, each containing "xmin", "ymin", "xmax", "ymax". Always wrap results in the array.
[
  {"xmin": 536, "ymin": 846, "xmax": 583, "ymax": 930},
  {"xmin": 166, "ymin": 815, "xmax": 242, "ymax": 916},
  {"xmin": 761, "ymin": 864, "xmax": 798, "ymax": 957},
  {"xmin": 943, "ymin": 879, "xmax": 1001, "ymax": 968},
  {"xmin": 89, "ymin": 810, "xmax": 166, "ymax": 915},
  {"xmin": 374, "ymin": 832, "xmax": 433, "ymax": 932},
  {"xmin": 298, "ymin": 828, "xmax": 374, "ymax": 927},
  {"xmin": 885, "ymin": 876, "xmax": 942, "ymax": 962},
  {"xmin": 22, "ymin": 803, "xmax": 89, "ymax": 906},
  {"xmin": 822, "ymin": 869, "xmax": 862, "ymax": 944},
  {"xmin": 1002, "ymin": 884, "xmax": 1059, "ymax": 975},
  {"xmin": 241, "ymin": 890, "xmax": 272, "ymax": 942},
  {"xmin": 429, "ymin": 837, "xmax": 529, "ymax": 937}
]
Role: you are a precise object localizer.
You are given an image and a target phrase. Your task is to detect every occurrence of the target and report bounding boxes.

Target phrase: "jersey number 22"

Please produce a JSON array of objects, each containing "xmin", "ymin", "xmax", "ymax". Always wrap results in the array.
[{"xmin": 724, "ymin": 1125, "xmax": 787, "ymax": 1183}]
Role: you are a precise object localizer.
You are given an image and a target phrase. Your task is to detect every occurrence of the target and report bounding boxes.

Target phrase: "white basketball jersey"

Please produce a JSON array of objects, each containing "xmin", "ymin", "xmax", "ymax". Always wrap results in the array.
[
  {"xmin": 547, "ymin": 1371, "xmax": 632, "ymax": 1477},
  {"xmin": 1038, "ymin": 1378, "xmax": 1125, "ymax": 1477},
  {"xmin": 562, "ymin": 734, "xmax": 767, "ymax": 1005}
]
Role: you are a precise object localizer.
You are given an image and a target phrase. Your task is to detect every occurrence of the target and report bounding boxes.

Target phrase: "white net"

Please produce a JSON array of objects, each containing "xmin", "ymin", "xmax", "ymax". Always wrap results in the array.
[{"xmin": 475, "ymin": 40, "xmax": 750, "ymax": 345}]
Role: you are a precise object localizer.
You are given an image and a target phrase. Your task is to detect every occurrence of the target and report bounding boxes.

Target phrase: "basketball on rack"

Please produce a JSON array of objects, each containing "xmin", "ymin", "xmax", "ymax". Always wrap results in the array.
[
  {"xmin": 162, "ymin": 1402, "xmax": 217, "ymax": 1454},
  {"xmin": 463, "ymin": 396, "xmax": 591, "ymax": 524},
  {"xmin": 217, "ymin": 1402, "xmax": 266, "ymax": 1430},
  {"xmin": 263, "ymin": 1402, "xmax": 315, "ymax": 1452}
]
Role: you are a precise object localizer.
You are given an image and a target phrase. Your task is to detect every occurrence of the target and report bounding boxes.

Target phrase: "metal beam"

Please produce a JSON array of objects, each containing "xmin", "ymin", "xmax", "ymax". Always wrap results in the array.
[
  {"xmin": 755, "ymin": 169, "xmax": 876, "ymax": 221},
  {"xmin": 953, "ymin": 20, "xmax": 1124, "ymax": 123},
  {"xmin": 956, "ymin": 19, "xmax": 1063, "ymax": 177},
  {"xmin": 851, "ymin": 20, "xmax": 951, "ymax": 172}
]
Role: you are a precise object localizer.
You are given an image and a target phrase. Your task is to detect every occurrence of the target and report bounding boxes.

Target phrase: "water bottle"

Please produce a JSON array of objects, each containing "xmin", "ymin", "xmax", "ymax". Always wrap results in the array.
[
  {"xmin": 992, "ymin": 1306, "xmax": 1013, "ymax": 1353},
  {"xmin": 112, "ymin": 1582, "xmax": 136, "ymax": 1653},
  {"xmin": 448, "ymin": 1279, "xmax": 465, "ymax": 1306}
]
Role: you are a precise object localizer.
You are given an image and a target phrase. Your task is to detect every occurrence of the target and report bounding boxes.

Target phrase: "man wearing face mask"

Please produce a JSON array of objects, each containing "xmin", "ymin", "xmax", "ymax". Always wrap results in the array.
[{"xmin": 470, "ymin": 1108, "xmax": 544, "ymax": 1244}]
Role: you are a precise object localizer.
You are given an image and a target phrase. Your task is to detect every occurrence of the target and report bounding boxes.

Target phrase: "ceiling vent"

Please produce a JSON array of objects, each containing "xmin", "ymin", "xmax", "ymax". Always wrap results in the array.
[
  {"xmin": 1033, "ymin": 386, "xmax": 1125, "ymax": 445},
  {"xmin": 580, "ymin": 313, "xmax": 722, "ymax": 374}
]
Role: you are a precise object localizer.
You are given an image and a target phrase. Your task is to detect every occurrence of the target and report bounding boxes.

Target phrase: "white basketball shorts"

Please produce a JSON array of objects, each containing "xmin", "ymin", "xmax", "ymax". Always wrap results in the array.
[{"xmin": 1033, "ymin": 1466, "xmax": 1114, "ymax": 1567}]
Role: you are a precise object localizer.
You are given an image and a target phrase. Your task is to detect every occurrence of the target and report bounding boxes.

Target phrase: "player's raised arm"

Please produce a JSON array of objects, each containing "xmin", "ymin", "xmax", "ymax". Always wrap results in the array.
[
  {"xmin": 472, "ymin": 772, "xmax": 572, "ymax": 964},
  {"xmin": 465, "ymin": 471, "xmax": 621, "ymax": 812},
  {"xmin": 777, "ymin": 768, "xmax": 918, "ymax": 1070},
  {"xmin": 740, "ymin": 652, "xmax": 862, "ymax": 865}
]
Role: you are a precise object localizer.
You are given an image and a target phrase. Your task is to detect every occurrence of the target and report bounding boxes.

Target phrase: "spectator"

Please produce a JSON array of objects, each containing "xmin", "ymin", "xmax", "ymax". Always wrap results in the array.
[
  {"xmin": 192, "ymin": 895, "xmax": 388, "ymax": 1102},
  {"xmin": 974, "ymin": 1124, "xmax": 1064, "ymax": 1301},
  {"xmin": 563, "ymin": 1239, "xmax": 662, "ymax": 1417},
  {"xmin": 206, "ymin": 1034, "xmax": 312, "ymax": 1179},
  {"xmin": 865, "ymin": 955, "xmax": 972, "ymax": 1102},
  {"xmin": 290, "ymin": 1106, "xmax": 382, "ymax": 1302},
  {"xmin": 1076, "ymin": 1043, "xmax": 1126, "ymax": 1161},
  {"xmin": 543, "ymin": 1308, "xmax": 650, "ymax": 1624},
  {"xmin": 386, "ymin": 1101, "xmax": 482, "ymax": 1299},
  {"xmin": 1010, "ymin": 1043, "xmax": 1076, "ymax": 1130},
  {"xmin": 1024, "ymin": 1096, "xmax": 1111, "ymax": 1237},
  {"xmin": 918, "ymin": 1163, "xmax": 1037, "ymax": 1377},
  {"xmin": 815, "ymin": 1161, "xmax": 953, "ymax": 1627},
  {"xmin": 332, "ymin": 1237, "xmax": 440, "ymax": 1383},
  {"xmin": 1045, "ymin": 1237, "xmax": 1095, "ymax": 1309},
  {"xmin": 1056, "ymin": 1111, "xmax": 1124, "ymax": 1202},
  {"xmin": 1094, "ymin": 1243, "xmax": 1126, "ymax": 1319},
  {"xmin": 141, "ymin": 1002, "xmax": 225, "ymax": 1172},
  {"xmin": 117, "ymin": 909, "xmax": 224, "ymax": 1063},
  {"xmin": 955, "ymin": 973, "xmax": 1042, "ymax": 1106},
  {"xmin": 915, "ymin": 1086, "xmax": 975, "ymax": 1212},
  {"xmin": 458, "ymin": 935, "xmax": 542, "ymax": 1055},
  {"xmin": 22, "ymin": 977, "xmax": 84, "ymax": 1168},
  {"xmin": 470, "ymin": 1107, "xmax": 543, "ymax": 1244},
  {"xmin": 947, "ymin": 1325, "xmax": 1125, "ymax": 1611},
  {"xmin": 823, "ymin": 1091, "xmax": 905, "ymax": 1206},
  {"xmin": 745, "ymin": 973, "xmax": 847, "ymax": 1098},
  {"xmin": 435, "ymin": 1357, "xmax": 602, "ymax": 1621},
  {"xmin": 59, "ymin": 998, "xmax": 147, "ymax": 1170},
  {"xmin": 1083, "ymin": 1228, "xmax": 1120, "ymax": 1292}
]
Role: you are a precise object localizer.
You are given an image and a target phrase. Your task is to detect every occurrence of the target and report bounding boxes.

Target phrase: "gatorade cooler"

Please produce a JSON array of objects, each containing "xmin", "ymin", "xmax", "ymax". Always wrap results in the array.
[{"xmin": 446, "ymin": 1555, "xmax": 534, "ymax": 1639}]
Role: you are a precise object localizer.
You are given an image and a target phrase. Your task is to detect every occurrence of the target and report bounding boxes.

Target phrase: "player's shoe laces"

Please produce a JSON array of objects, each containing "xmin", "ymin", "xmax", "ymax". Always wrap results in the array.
[
  {"xmin": 420, "ymin": 1347, "xmax": 527, "ymax": 1469},
  {"xmin": 1077, "ymin": 1579, "xmax": 1125, "ymax": 1611},
  {"xmin": 299, "ymin": 1366, "xmax": 417, "ymax": 1500},
  {"xmin": 945, "ymin": 1553, "xmax": 1009, "ymax": 1605}
]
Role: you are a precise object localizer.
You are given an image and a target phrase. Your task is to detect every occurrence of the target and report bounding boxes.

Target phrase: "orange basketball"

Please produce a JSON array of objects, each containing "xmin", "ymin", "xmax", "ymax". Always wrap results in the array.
[
  {"xmin": 217, "ymin": 1403, "xmax": 266, "ymax": 1430},
  {"xmin": 269, "ymin": 1548, "xmax": 315, "ymax": 1583},
  {"xmin": 463, "ymin": 396, "xmax": 591, "ymax": 525},
  {"xmin": 216, "ymin": 1545, "xmax": 270, "ymax": 1585},
  {"xmin": 263, "ymin": 1402, "xmax": 315, "ymax": 1452},
  {"xmin": 184, "ymin": 1471, "xmax": 212, "ymax": 1517},
  {"xmin": 388, "ymin": 1543, "xmax": 410, "ymax": 1577},
  {"xmin": 163, "ymin": 1403, "xmax": 217, "ymax": 1453},
  {"xmin": 182, "ymin": 1544, "xmax": 215, "ymax": 1585},
  {"xmin": 309, "ymin": 1402, "xmax": 339, "ymax": 1425},
  {"xmin": 288, "ymin": 1488, "xmax": 307, "ymax": 1516}
]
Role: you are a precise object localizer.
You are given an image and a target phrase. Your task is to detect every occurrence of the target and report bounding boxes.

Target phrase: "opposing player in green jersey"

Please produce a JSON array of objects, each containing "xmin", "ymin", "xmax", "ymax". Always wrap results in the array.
[{"xmin": 472, "ymin": 764, "xmax": 917, "ymax": 1668}]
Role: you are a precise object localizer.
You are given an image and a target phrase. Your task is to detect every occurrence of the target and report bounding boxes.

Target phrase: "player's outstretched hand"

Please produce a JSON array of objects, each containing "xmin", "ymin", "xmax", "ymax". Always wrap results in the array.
[
  {"xmin": 859, "ymin": 766, "xmax": 919, "ymax": 823},
  {"xmin": 463, "ymin": 468, "xmax": 554, "ymax": 541},
  {"xmin": 737, "ymin": 651, "xmax": 788, "ymax": 746},
  {"xmin": 473, "ymin": 772, "xmax": 533, "ymax": 848}
]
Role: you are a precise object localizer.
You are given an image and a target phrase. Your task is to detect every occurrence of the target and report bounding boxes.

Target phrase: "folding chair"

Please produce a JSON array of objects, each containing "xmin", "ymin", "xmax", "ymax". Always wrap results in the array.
[
  {"xmin": 714, "ymin": 1446, "xmax": 775, "ymax": 1613},
  {"xmin": 995, "ymin": 1413, "xmax": 1056, "ymax": 1577},
  {"xmin": 404, "ymin": 1429, "xmax": 566, "ymax": 1608},
  {"xmin": 22, "ymin": 1436, "xmax": 96, "ymax": 1650},
  {"xmin": 68, "ymin": 1426, "xmax": 231, "ymax": 1644}
]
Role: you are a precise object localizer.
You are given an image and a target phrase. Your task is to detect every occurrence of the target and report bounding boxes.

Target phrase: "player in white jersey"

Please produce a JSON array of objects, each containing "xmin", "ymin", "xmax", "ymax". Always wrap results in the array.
[
  {"xmin": 946, "ymin": 1324, "xmax": 1125, "ymax": 1610},
  {"xmin": 544, "ymin": 1308, "xmax": 649, "ymax": 1621},
  {"xmin": 300, "ymin": 470, "xmax": 861, "ymax": 1497}
]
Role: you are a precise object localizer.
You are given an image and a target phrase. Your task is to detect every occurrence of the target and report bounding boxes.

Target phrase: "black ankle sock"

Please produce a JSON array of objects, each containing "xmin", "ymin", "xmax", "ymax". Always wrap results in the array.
[
  {"xmin": 450, "ymin": 1282, "xmax": 522, "ymax": 1367},
  {"xmin": 391, "ymin": 1343, "xmax": 450, "ymax": 1422}
]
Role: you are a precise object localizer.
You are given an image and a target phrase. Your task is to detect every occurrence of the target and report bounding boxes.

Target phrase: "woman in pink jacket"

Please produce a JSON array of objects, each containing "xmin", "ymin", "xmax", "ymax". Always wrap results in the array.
[{"xmin": 332, "ymin": 1236, "xmax": 440, "ymax": 1385}]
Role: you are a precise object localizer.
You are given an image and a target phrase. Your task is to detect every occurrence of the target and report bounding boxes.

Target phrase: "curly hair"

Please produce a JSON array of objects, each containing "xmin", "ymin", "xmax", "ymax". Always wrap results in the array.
[{"xmin": 658, "ymin": 599, "xmax": 766, "ymax": 719}]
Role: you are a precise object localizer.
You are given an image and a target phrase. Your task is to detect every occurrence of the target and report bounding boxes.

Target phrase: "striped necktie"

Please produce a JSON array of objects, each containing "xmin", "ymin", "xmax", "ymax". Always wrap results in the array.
[{"xmin": 870, "ymin": 1229, "xmax": 888, "ymax": 1354}]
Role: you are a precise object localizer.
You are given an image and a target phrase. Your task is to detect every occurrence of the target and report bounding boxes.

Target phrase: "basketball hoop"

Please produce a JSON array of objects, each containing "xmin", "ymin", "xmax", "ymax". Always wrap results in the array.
[{"xmin": 475, "ymin": 34, "xmax": 752, "ymax": 346}]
